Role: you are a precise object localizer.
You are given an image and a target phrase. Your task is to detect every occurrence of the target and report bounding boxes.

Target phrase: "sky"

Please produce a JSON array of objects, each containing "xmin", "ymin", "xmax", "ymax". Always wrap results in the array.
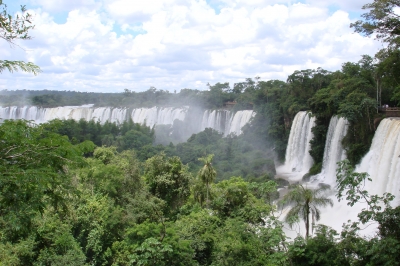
[{"xmin": 0, "ymin": 0, "xmax": 383, "ymax": 93}]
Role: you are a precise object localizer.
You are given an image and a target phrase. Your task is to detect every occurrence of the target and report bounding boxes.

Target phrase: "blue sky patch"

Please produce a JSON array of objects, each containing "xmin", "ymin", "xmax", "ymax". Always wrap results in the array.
[
  {"xmin": 205, "ymin": 0, "xmax": 222, "ymax": 15},
  {"xmin": 112, "ymin": 23, "xmax": 147, "ymax": 38}
]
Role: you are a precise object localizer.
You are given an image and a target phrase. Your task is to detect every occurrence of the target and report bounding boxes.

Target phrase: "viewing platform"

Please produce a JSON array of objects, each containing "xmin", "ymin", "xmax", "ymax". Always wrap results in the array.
[{"xmin": 379, "ymin": 107, "xmax": 400, "ymax": 117}]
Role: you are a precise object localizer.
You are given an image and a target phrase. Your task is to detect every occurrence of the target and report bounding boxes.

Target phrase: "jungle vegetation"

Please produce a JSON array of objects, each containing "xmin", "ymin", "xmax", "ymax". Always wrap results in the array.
[{"xmin": 1, "ymin": 0, "xmax": 400, "ymax": 265}]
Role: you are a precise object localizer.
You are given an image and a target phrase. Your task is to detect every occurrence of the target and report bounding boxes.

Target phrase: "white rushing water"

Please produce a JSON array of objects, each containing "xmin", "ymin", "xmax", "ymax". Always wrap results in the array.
[
  {"xmin": 199, "ymin": 109, "xmax": 254, "ymax": 136},
  {"xmin": 356, "ymin": 118, "xmax": 400, "ymax": 205},
  {"xmin": 313, "ymin": 116, "xmax": 349, "ymax": 185},
  {"xmin": 282, "ymin": 115, "xmax": 400, "ymax": 237},
  {"xmin": 130, "ymin": 107, "xmax": 187, "ymax": 128},
  {"xmin": 278, "ymin": 111, "xmax": 315, "ymax": 180},
  {"xmin": 0, "ymin": 106, "xmax": 129, "ymax": 124},
  {"xmin": 317, "ymin": 118, "xmax": 400, "ymax": 237},
  {"xmin": 277, "ymin": 112, "xmax": 357, "ymax": 238},
  {"xmin": 200, "ymin": 110, "xmax": 232, "ymax": 134},
  {"xmin": 0, "ymin": 106, "xmax": 254, "ymax": 138},
  {"xmin": 227, "ymin": 110, "xmax": 255, "ymax": 135}
]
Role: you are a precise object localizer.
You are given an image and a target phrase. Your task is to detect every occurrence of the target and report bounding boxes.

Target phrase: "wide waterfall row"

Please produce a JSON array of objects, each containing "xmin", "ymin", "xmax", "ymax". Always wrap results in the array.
[
  {"xmin": 314, "ymin": 116, "xmax": 349, "ymax": 185},
  {"xmin": 282, "ymin": 111, "xmax": 315, "ymax": 174},
  {"xmin": 357, "ymin": 118, "xmax": 400, "ymax": 204},
  {"xmin": 131, "ymin": 107, "xmax": 187, "ymax": 128},
  {"xmin": 0, "ymin": 106, "xmax": 254, "ymax": 137},
  {"xmin": 0, "ymin": 106, "xmax": 129, "ymax": 124}
]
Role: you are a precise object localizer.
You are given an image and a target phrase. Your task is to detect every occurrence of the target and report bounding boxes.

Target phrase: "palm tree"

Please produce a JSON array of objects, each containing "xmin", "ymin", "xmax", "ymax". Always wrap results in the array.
[
  {"xmin": 198, "ymin": 154, "xmax": 217, "ymax": 208},
  {"xmin": 281, "ymin": 184, "xmax": 333, "ymax": 239}
]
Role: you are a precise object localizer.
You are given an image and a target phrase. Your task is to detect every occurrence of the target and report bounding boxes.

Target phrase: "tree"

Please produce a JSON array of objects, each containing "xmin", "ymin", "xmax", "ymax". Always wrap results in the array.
[
  {"xmin": 288, "ymin": 225, "xmax": 350, "ymax": 266},
  {"xmin": 281, "ymin": 184, "xmax": 333, "ymax": 239},
  {"xmin": 351, "ymin": 0, "xmax": 400, "ymax": 48},
  {"xmin": 144, "ymin": 153, "xmax": 191, "ymax": 215},
  {"xmin": 197, "ymin": 154, "xmax": 216, "ymax": 208},
  {"xmin": 336, "ymin": 160, "xmax": 400, "ymax": 265},
  {"xmin": 336, "ymin": 159, "xmax": 395, "ymax": 224},
  {"xmin": 0, "ymin": 120, "xmax": 94, "ymax": 238},
  {"xmin": 0, "ymin": 0, "xmax": 41, "ymax": 74}
]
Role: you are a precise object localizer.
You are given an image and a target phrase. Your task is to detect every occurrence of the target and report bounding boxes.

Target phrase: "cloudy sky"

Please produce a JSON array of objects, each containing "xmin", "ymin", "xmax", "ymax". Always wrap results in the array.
[{"xmin": 1, "ymin": 0, "xmax": 383, "ymax": 93}]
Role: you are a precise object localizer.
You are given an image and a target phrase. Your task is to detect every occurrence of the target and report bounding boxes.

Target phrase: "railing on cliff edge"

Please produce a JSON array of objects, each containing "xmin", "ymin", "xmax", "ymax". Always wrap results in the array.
[{"xmin": 378, "ymin": 107, "xmax": 400, "ymax": 117}]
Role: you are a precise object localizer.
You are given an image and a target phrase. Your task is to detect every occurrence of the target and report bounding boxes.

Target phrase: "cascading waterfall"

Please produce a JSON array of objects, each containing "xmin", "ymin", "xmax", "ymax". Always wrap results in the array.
[
  {"xmin": 227, "ymin": 110, "xmax": 255, "ymax": 135},
  {"xmin": 130, "ymin": 107, "xmax": 187, "ymax": 128},
  {"xmin": 314, "ymin": 116, "xmax": 349, "ymax": 185},
  {"xmin": 199, "ymin": 109, "xmax": 255, "ymax": 136},
  {"xmin": 200, "ymin": 110, "xmax": 232, "ymax": 134},
  {"xmin": 356, "ymin": 118, "xmax": 400, "ymax": 204},
  {"xmin": 317, "ymin": 118, "xmax": 400, "ymax": 236},
  {"xmin": 280, "ymin": 113, "xmax": 400, "ymax": 237},
  {"xmin": 0, "ymin": 106, "xmax": 129, "ymax": 124},
  {"xmin": 0, "ymin": 106, "xmax": 254, "ymax": 138},
  {"xmin": 282, "ymin": 111, "xmax": 315, "ymax": 174},
  {"xmin": 0, "ymin": 106, "xmax": 185, "ymax": 126}
]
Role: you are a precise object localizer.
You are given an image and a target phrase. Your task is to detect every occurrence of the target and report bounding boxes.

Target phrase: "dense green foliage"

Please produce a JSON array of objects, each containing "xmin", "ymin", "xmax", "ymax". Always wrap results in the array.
[
  {"xmin": 43, "ymin": 119, "xmax": 278, "ymax": 184},
  {"xmin": 0, "ymin": 120, "xmax": 291, "ymax": 265},
  {"xmin": 2, "ymin": 40, "xmax": 400, "ymax": 266},
  {"xmin": 1, "ymin": 118, "xmax": 399, "ymax": 265},
  {"xmin": 2, "ymin": 0, "xmax": 400, "ymax": 264},
  {"xmin": 1, "ymin": 49, "xmax": 400, "ymax": 265}
]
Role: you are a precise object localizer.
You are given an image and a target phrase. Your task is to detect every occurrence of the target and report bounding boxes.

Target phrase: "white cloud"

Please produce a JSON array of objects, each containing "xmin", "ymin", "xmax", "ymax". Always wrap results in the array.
[
  {"xmin": 305, "ymin": 0, "xmax": 370, "ymax": 11},
  {"xmin": 28, "ymin": 0, "xmax": 101, "ymax": 12},
  {"xmin": 30, "ymin": 0, "xmax": 99, "ymax": 12},
  {"xmin": 1, "ymin": 0, "xmax": 382, "ymax": 93}
]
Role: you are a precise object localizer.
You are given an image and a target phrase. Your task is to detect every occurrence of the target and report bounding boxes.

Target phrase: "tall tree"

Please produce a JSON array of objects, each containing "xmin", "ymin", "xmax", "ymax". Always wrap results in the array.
[
  {"xmin": 198, "ymin": 154, "xmax": 216, "ymax": 208},
  {"xmin": 351, "ymin": 0, "xmax": 400, "ymax": 48},
  {"xmin": 0, "ymin": 0, "xmax": 41, "ymax": 74},
  {"xmin": 281, "ymin": 184, "xmax": 333, "ymax": 239}
]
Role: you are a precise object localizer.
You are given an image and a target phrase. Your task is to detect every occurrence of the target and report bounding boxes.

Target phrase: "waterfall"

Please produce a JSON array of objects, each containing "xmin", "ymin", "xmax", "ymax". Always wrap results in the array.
[
  {"xmin": 317, "ymin": 118, "xmax": 400, "ymax": 236},
  {"xmin": 199, "ymin": 109, "xmax": 254, "ymax": 136},
  {"xmin": 200, "ymin": 110, "xmax": 232, "ymax": 134},
  {"xmin": 130, "ymin": 107, "xmax": 187, "ymax": 128},
  {"xmin": 227, "ymin": 110, "xmax": 255, "ymax": 135},
  {"xmin": 0, "ymin": 106, "xmax": 182, "ymax": 126},
  {"xmin": 0, "ymin": 106, "xmax": 254, "ymax": 140},
  {"xmin": 356, "ymin": 118, "xmax": 400, "ymax": 204},
  {"xmin": 281, "ymin": 114, "xmax": 400, "ymax": 237},
  {"xmin": 282, "ymin": 111, "xmax": 315, "ymax": 174},
  {"xmin": 314, "ymin": 116, "xmax": 348, "ymax": 185}
]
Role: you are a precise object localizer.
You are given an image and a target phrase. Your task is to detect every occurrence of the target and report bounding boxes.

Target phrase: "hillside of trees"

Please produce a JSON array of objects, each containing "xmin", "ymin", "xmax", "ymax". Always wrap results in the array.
[
  {"xmin": 2, "ymin": 0, "xmax": 400, "ymax": 264},
  {"xmin": 1, "ymin": 115, "xmax": 399, "ymax": 265},
  {"xmin": 2, "ymin": 52, "xmax": 400, "ymax": 264}
]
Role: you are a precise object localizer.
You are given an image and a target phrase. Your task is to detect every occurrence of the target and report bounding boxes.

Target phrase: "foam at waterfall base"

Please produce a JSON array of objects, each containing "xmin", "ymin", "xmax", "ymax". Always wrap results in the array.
[
  {"xmin": 277, "ymin": 179, "xmax": 379, "ymax": 239},
  {"xmin": 275, "ymin": 164, "xmax": 308, "ymax": 184}
]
